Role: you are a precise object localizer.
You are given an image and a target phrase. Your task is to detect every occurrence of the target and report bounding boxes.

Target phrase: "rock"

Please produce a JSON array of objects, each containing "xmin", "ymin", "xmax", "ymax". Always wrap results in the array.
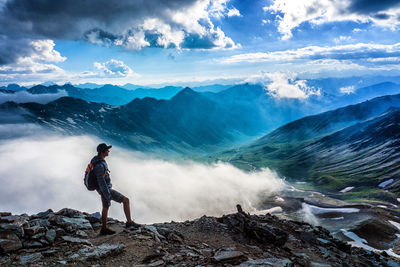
[
  {"xmin": 31, "ymin": 231, "xmax": 46, "ymax": 239},
  {"xmin": 50, "ymin": 216, "xmax": 92, "ymax": 232},
  {"xmin": 29, "ymin": 218, "xmax": 51, "ymax": 228},
  {"xmin": 238, "ymin": 257, "xmax": 292, "ymax": 266},
  {"xmin": 148, "ymin": 260, "xmax": 165, "ymax": 266},
  {"xmin": 56, "ymin": 208, "xmax": 85, "ymax": 218},
  {"xmin": 76, "ymin": 229, "xmax": 88, "ymax": 238},
  {"xmin": 143, "ymin": 225, "xmax": 165, "ymax": 241},
  {"xmin": 23, "ymin": 240, "xmax": 43, "ymax": 248},
  {"xmin": 61, "ymin": 236, "xmax": 92, "ymax": 246},
  {"xmin": 25, "ymin": 225, "xmax": 46, "ymax": 236},
  {"xmin": 42, "ymin": 249, "xmax": 57, "ymax": 256},
  {"xmin": 0, "ymin": 230, "xmax": 22, "ymax": 252},
  {"xmin": 19, "ymin": 252, "xmax": 42, "ymax": 265},
  {"xmin": 0, "ymin": 222, "xmax": 25, "ymax": 238},
  {"xmin": 45, "ymin": 229, "xmax": 57, "ymax": 243},
  {"xmin": 32, "ymin": 209, "xmax": 54, "ymax": 219},
  {"xmin": 300, "ymin": 231, "xmax": 317, "ymax": 243},
  {"xmin": 72, "ymin": 243, "xmax": 125, "ymax": 261},
  {"xmin": 351, "ymin": 219, "xmax": 398, "ymax": 250},
  {"xmin": 86, "ymin": 212, "xmax": 102, "ymax": 223},
  {"xmin": 213, "ymin": 248, "xmax": 246, "ymax": 264}
]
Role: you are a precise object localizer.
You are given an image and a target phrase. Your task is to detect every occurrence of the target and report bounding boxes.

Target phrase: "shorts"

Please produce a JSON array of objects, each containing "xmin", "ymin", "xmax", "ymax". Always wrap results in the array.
[{"xmin": 99, "ymin": 189, "xmax": 126, "ymax": 208}]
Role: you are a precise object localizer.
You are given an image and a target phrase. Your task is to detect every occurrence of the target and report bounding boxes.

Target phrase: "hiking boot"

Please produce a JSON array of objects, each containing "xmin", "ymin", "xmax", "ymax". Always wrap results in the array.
[
  {"xmin": 126, "ymin": 221, "xmax": 141, "ymax": 229},
  {"xmin": 100, "ymin": 227, "xmax": 116, "ymax": 235}
]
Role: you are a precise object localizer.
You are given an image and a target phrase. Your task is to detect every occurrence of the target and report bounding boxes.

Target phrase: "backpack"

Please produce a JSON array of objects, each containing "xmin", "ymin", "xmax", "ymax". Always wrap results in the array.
[{"xmin": 84, "ymin": 161, "xmax": 103, "ymax": 191}]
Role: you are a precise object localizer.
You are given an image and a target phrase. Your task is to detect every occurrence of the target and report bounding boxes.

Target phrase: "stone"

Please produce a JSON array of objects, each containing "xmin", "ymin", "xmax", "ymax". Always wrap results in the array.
[
  {"xmin": 61, "ymin": 236, "xmax": 92, "ymax": 246},
  {"xmin": 148, "ymin": 260, "xmax": 165, "ymax": 266},
  {"xmin": 29, "ymin": 218, "xmax": 51, "ymax": 228},
  {"xmin": 45, "ymin": 229, "xmax": 57, "ymax": 244},
  {"xmin": 25, "ymin": 225, "xmax": 46, "ymax": 236},
  {"xmin": 76, "ymin": 229, "xmax": 88, "ymax": 238},
  {"xmin": 42, "ymin": 249, "xmax": 57, "ymax": 256},
  {"xmin": 73, "ymin": 243, "xmax": 125, "ymax": 261},
  {"xmin": 0, "ymin": 222, "xmax": 25, "ymax": 238},
  {"xmin": 56, "ymin": 208, "xmax": 85, "ymax": 218},
  {"xmin": 0, "ymin": 230, "xmax": 22, "ymax": 252},
  {"xmin": 86, "ymin": 212, "xmax": 102, "ymax": 223},
  {"xmin": 23, "ymin": 240, "xmax": 43, "ymax": 248},
  {"xmin": 143, "ymin": 225, "xmax": 165, "ymax": 241},
  {"xmin": 32, "ymin": 209, "xmax": 54, "ymax": 219},
  {"xmin": 52, "ymin": 216, "xmax": 92, "ymax": 231},
  {"xmin": 238, "ymin": 257, "xmax": 292, "ymax": 266},
  {"xmin": 31, "ymin": 231, "xmax": 46, "ymax": 239},
  {"xmin": 19, "ymin": 252, "xmax": 42, "ymax": 265},
  {"xmin": 213, "ymin": 248, "xmax": 246, "ymax": 263}
]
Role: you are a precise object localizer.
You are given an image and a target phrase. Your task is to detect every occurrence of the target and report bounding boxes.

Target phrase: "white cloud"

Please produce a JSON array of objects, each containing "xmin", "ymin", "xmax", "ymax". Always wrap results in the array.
[
  {"xmin": 221, "ymin": 42, "xmax": 400, "ymax": 64},
  {"xmin": 265, "ymin": 0, "xmax": 400, "ymax": 39},
  {"xmin": 340, "ymin": 85, "xmax": 356, "ymax": 94},
  {"xmin": 94, "ymin": 59, "xmax": 135, "ymax": 77},
  {"xmin": 245, "ymin": 71, "xmax": 320, "ymax": 99},
  {"xmin": 0, "ymin": 90, "xmax": 67, "ymax": 104},
  {"xmin": 0, "ymin": 134, "xmax": 285, "ymax": 223},
  {"xmin": 227, "ymin": 7, "xmax": 241, "ymax": 17},
  {"xmin": 333, "ymin": 35, "xmax": 351, "ymax": 44},
  {"xmin": 0, "ymin": 39, "xmax": 67, "ymax": 84}
]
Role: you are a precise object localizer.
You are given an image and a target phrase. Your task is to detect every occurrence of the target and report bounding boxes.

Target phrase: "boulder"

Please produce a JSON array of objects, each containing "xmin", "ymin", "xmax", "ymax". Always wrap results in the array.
[
  {"xmin": 24, "ymin": 225, "xmax": 46, "ymax": 236},
  {"xmin": 31, "ymin": 209, "xmax": 54, "ymax": 219},
  {"xmin": 86, "ymin": 212, "xmax": 101, "ymax": 223},
  {"xmin": 70, "ymin": 243, "xmax": 125, "ymax": 261},
  {"xmin": 23, "ymin": 240, "xmax": 43, "ymax": 248},
  {"xmin": 45, "ymin": 229, "xmax": 57, "ymax": 244},
  {"xmin": 19, "ymin": 252, "xmax": 42, "ymax": 265},
  {"xmin": 350, "ymin": 219, "xmax": 398, "ymax": 250},
  {"xmin": 213, "ymin": 248, "xmax": 246, "ymax": 264},
  {"xmin": 61, "ymin": 236, "xmax": 92, "ymax": 246},
  {"xmin": 0, "ymin": 230, "xmax": 22, "ymax": 252},
  {"xmin": 50, "ymin": 216, "xmax": 92, "ymax": 231},
  {"xmin": 56, "ymin": 208, "xmax": 85, "ymax": 218},
  {"xmin": 238, "ymin": 257, "xmax": 292, "ymax": 266}
]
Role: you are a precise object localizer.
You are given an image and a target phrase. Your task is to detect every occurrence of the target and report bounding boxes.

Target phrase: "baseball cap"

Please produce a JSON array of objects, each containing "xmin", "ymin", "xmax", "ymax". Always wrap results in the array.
[{"xmin": 97, "ymin": 143, "xmax": 112, "ymax": 153}]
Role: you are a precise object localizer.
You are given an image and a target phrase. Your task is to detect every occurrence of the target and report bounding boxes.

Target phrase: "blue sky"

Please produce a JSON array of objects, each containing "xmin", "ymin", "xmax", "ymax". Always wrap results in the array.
[{"xmin": 1, "ymin": 0, "xmax": 400, "ymax": 87}]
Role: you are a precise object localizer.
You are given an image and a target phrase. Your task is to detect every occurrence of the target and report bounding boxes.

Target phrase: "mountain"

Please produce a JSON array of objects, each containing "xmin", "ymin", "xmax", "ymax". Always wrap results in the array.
[
  {"xmin": 2, "ymin": 206, "xmax": 398, "ymax": 266},
  {"xmin": 0, "ymin": 83, "xmax": 27, "ymax": 91},
  {"xmin": 217, "ymin": 93, "xmax": 400, "ymax": 202},
  {"xmin": 0, "ymin": 88, "xmax": 274, "ymax": 154}
]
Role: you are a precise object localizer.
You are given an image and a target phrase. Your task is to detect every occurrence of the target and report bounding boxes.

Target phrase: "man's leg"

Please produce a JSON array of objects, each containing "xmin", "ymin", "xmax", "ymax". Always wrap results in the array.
[
  {"xmin": 101, "ymin": 206, "xmax": 109, "ymax": 229},
  {"xmin": 123, "ymin": 197, "xmax": 132, "ymax": 223}
]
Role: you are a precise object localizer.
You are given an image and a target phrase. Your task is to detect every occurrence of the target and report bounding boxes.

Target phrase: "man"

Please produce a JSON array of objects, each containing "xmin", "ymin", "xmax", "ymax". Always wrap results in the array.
[{"xmin": 91, "ymin": 143, "xmax": 140, "ymax": 235}]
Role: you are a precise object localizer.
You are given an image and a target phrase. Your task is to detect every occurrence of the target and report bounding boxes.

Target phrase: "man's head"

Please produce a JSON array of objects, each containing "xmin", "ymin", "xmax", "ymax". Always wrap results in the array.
[{"xmin": 97, "ymin": 143, "xmax": 112, "ymax": 158}]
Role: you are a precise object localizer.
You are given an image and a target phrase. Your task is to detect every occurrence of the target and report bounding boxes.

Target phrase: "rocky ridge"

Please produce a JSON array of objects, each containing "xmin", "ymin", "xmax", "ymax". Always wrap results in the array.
[{"xmin": 0, "ymin": 206, "xmax": 399, "ymax": 266}]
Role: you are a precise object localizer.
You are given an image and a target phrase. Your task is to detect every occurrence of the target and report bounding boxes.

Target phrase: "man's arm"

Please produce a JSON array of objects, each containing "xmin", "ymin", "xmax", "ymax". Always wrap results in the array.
[{"xmin": 94, "ymin": 163, "xmax": 112, "ymax": 204}]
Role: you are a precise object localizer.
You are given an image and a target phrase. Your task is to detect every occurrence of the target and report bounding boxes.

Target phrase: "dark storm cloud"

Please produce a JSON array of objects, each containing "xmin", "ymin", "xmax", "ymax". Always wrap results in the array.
[
  {"xmin": 0, "ymin": 0, "xmax": 195, "ymax": 39},
  {"xmin": 349, "ymin": 0, "xmax": 400, "ymax": 14},
  {"xmin": 0, "ymin": 0, "xmax": 237, "ymax": 64}
]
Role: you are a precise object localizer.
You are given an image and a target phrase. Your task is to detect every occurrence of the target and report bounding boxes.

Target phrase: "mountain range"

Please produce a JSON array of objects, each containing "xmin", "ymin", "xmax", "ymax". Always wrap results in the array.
[{"xmin": 216, "ymin": 93, "xmax": 400, "ymax": 203}]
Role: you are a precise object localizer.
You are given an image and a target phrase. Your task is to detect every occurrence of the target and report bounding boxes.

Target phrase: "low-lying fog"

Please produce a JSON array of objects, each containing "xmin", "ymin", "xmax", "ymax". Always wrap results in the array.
[{"xmin": 0, "ymin": 131, "xmax": 285, "ymax": 223}]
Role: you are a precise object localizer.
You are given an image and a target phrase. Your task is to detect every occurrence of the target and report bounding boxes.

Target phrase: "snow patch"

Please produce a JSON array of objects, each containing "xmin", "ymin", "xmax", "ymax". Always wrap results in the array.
[
  {"xmin": 379, "ymin": 179, "xmax": 394, "ymax": 188},
  {"xmin": 341, "ymin": 229, "xmax": 400, "ymax": 259},
  {"xmin": 339, "ymin": 186, "xmax": 354, "ymax": 193},
  {"xmin": 303, "ymin": 203, "xmax": 359, "ymax": 214},
  {"xmin": 99, "ymin": 107, "xmax": 106, "ymax": 112},
  {"xmin": 274, "ymin": 196, "xmax": 285, "ymax": 202},
  {"xmin": 331, "ymin": 217, "xmax": 344, "ymax": 220}
]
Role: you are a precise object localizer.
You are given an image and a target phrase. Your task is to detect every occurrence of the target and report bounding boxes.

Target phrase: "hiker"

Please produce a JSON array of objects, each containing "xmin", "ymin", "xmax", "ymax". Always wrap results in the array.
[{"xmin": 90, "ymin": 143, "xmax": 140, "ymax": 235}]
